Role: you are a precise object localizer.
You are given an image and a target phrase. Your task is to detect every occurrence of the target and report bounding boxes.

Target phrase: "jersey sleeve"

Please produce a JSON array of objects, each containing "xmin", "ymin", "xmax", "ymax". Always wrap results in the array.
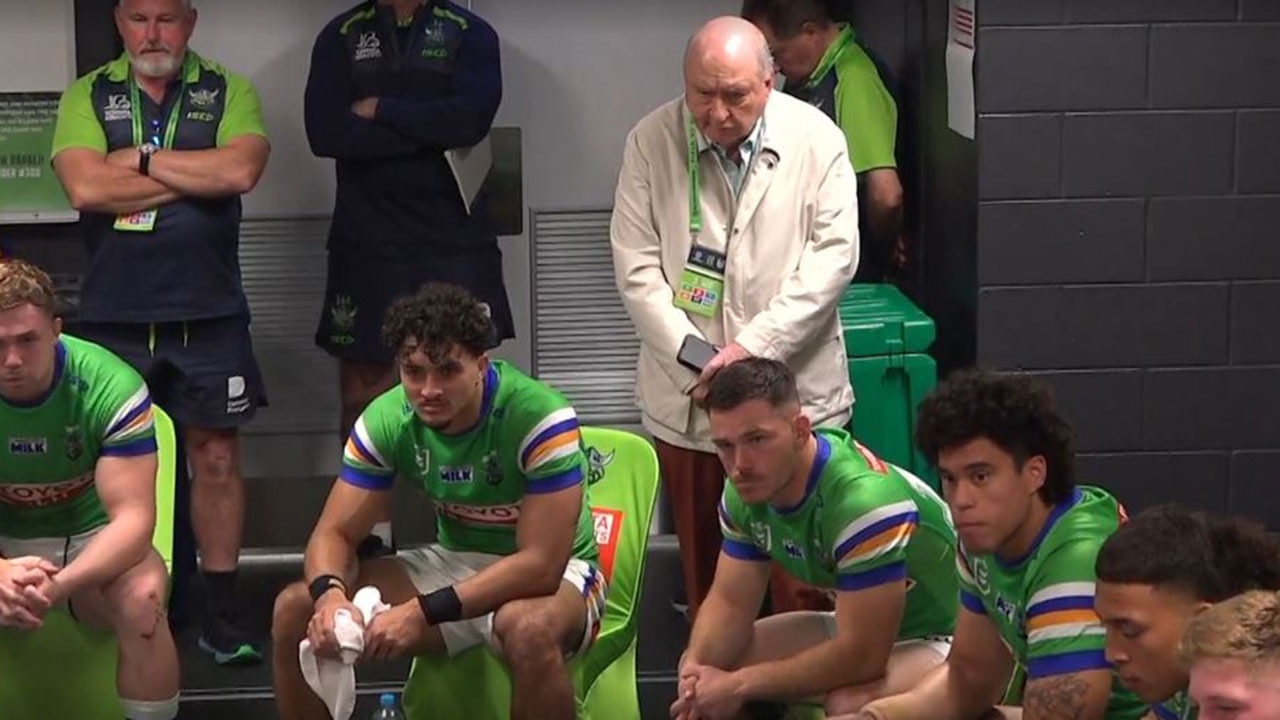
[
  {"xmin": 97, "ymin": 377, "xmax": 157, "ymax": 458},
  {"xmin": 834, "ymin": 50, "xmax": 898, "ymax": 173},
  {"xmin": 51, "ymin": 76, "xmax": 107, "ymax": 158},
  {"xmin": 340, "ymin": 394, "xmax": 400, "ymax": 491},
  {"xmin": 718, "ymin": 487, "xmax": 768, "ymax": 561},
  {"xmin": 217, "ymin": 71, "xmax": 268, "ymax": 146},
  {"xmin": 1024, "ymin": 539, "xmax": 1109, "ymax": 679},
  {"xmin": 516, "ymin": 406, "xmax": 586, "ymax": 494},
  {"xmin": 828, "ymin": 480, "xmax": 918, "ymax": 592},
  {"xmin": 956, "ymin": 547, "xmax": 987, "ymax": 615}
]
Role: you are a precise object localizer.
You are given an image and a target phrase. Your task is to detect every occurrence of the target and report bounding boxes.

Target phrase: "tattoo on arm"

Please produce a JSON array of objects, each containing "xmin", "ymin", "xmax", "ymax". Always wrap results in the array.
[{"xmin": 1024, "ymin": 674, "xmax": 1090, "ymax": 720}]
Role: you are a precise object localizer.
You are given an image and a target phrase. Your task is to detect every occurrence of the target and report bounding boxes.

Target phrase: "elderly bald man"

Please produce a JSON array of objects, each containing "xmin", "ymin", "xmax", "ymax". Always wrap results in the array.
[{"xmin": 610, "ymin": 15, "xmax": 860, "ymax": 623}]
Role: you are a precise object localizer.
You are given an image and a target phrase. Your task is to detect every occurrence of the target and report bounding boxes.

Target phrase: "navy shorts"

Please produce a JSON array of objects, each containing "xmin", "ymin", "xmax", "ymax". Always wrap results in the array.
[
  {"xmin": 75, "ymin": 315, "xmax": 268, "ymax": 430},
  {"xmin": 315, "ymin": 244, "xmax": 514, "ymax": 363}
]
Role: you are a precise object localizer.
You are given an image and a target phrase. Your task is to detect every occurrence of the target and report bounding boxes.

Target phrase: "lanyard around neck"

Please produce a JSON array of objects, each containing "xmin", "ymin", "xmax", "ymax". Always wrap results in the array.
[
  {"xmin": 128, "ymin": 66, "xmax": 187, "ymax": 149},
  {"xmin": 684, "ymin": 112, "xmax": 702, "ymax": 237}
]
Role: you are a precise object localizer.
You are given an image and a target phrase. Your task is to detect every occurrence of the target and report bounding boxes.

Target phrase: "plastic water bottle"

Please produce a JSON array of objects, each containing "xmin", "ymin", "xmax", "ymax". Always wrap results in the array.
[{"xmin": 372, "ymin": 692, "xmax": 405, "ymax": 720}]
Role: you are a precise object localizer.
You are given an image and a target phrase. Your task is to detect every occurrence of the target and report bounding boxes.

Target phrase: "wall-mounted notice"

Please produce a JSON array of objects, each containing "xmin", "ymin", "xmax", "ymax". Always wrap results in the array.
[
  {"xmin": 946, "ymin": 0, "xmax": 976, "ymax": 140},
  {"xmin": 0, "ymin": 92, "xmax": 74, "ymax": 223}
]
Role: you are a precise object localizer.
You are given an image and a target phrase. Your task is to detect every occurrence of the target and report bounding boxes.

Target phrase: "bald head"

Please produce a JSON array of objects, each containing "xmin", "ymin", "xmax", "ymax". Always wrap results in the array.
[
  {"xmin": 685, "ymin": 16, "xmax": 774, "ymax": 81},
  {"xmin": 683, "ymin": 16, "xmax": 775, "ymax": 151}
]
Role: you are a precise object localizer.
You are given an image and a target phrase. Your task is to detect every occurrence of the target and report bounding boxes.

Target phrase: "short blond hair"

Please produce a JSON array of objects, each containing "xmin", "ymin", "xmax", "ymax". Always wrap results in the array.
[
  {"xmin": 1181, "ymin": 590, "xmax": 1280, "ymax": 669},
  {"xmin": 0, "ymin": 259, "xmax": 57, "ymax": 317}
]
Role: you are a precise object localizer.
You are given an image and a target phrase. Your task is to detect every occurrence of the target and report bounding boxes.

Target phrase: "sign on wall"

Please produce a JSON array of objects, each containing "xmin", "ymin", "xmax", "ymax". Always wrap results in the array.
[{"xmin": 0, "ymin": 92, "xmax": 74, "ymax": 223}]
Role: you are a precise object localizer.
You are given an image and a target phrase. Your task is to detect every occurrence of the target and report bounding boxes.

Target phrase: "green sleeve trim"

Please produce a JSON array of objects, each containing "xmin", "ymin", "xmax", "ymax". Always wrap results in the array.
[
  {"xmin": 51, "ymin": 75, "xmax": 107, "ymax": 157},
  {"xmin": 433, "ymin": 6, "xmax": 470, "ymax": 29},
  {"xmin": 217, "ymin": 72, "xmax": 268, "ymax": 146}
]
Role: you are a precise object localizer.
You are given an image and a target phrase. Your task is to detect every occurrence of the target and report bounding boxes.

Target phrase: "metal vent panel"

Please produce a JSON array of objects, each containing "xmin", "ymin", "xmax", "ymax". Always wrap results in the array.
[{"xmin": 531, "ymin": 208, "xmax": 640, "ymax": 425}]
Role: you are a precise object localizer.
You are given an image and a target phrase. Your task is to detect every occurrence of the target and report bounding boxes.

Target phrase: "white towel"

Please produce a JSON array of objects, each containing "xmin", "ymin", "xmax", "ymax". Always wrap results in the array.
[{"xmin": 298, "ymin": 586, "xmax": 391, "ymax": 720}]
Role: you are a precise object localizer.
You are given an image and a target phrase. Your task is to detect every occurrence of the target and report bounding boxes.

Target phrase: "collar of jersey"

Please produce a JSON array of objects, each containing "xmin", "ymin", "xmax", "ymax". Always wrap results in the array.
[
  {"xmin": 804, "ymin": 23, "xmax": 856, "ymax": 90},
  {"xmin": 994, "ymin": 486, "xmax": 1084, "ymax": 569},
  {"xmin": 3, "ymin": 340, "xmax": 66, "ymax": 410},
  {"xmin": 103, "ymin": 49, "xmax": 204, "ymax": 85},
  {"xmin": 448, "ymin": 363, "xmax": 500, "ymax": 436},
  {"xmin": 772, "ymin": 432, "xmax": 831, "ymax": 515}
]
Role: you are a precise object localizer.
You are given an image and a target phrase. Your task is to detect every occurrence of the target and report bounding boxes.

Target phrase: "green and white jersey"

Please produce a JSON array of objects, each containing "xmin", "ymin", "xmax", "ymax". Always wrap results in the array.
[
  {"xmin": 1152, "ymin": 690, "xmax": 1196, "ymax": 720},
  {"xmin": 341, "ymin": 360, "xmax": 598, "ymax": 562},
  {"xmin": 719, "ymin": 428, "xmax": 957, "ymax": 640},
  {"xmin": 0, "ymin": 335, "xmax": 156, "ymax": 539},
  {"xmin": 957, "ymin": 485, "xmax": 1146, "ymax": 719}
]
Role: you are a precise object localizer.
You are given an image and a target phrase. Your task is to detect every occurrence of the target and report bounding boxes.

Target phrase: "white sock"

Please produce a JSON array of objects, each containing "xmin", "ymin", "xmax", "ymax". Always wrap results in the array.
[{"xmin": 121, "ymin": 693, "xmax": 180, "ymax": 720}]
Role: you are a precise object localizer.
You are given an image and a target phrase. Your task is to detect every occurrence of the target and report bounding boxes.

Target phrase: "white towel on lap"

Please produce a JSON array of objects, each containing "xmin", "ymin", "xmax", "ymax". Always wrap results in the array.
[{"xmin": 298, "ymin": 586, "xmax": 391, "ymax": 720}]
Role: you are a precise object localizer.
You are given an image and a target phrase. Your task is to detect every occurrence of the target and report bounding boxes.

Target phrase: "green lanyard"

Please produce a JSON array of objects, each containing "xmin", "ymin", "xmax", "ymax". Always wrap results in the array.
[
  {"xmin": 684, "ymin": 112, "xmax": 702, "ymax": 238},
  {"xmin": 128, "ymin": 70, "xmax": 186, "ymax": 149}
]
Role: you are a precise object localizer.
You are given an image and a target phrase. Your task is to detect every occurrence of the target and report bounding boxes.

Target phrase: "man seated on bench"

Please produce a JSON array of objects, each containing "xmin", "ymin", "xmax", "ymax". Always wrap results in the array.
[
  {"xmin": 271, "ymin": 283, "xmax": 605, "ymax": 720},
  {"xmin": 1095, "ymin": 505, "xmax": 1280, "ymax": 720},
  {"xmin": 1182, "ymin": 590, "xmax": 1280, "ymax": 720},
  {"xmin": 0, "ymin": 259, "xmax": 179, "ymax": 720},
  {"xmin": 672, "ymin": 358, "xmax": 957, "ymax": 719},
  {"xmin": 851, "ymin": 370, "xmax": 1145, "ymax": 720}
]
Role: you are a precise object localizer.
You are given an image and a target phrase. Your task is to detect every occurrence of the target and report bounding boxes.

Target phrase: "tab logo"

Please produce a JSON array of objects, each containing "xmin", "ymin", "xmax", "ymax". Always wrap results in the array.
[
  {"xmin": 8, "ymin": 437, "xmax": 46, "ymax": 455},
  {"xmin": 104, "ymin": 94, "xmax": 131, "ymax": 122},
  {"xmin": 355, "ymin": 31, "xmax": 382, "ymax": 61}
]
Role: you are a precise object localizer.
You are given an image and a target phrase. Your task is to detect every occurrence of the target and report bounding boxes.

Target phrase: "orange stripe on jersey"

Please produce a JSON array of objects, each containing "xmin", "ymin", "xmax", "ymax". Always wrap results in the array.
[
  {"xmin": 1027, "ymin": 608, "xmax": 1100, "ymax": 632},
  {"xmin": 842, "ymin": 521, "xmax": 916, "ymax": 563},
  {"xmin": 345, "ymin": 437, "xmax": 379, "ymax": 467},
  {"xmin": 527, "ymin": 429, "xmax": 580, "ymax": 468}
]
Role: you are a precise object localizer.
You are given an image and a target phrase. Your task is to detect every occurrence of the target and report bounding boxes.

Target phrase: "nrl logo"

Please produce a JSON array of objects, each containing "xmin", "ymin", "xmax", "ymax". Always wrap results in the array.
[
  {"xmin": 188, "ymin": 88, "xmax": 219, "ymax": 108},
  {"xmin": 585, "ymin": 446, "xmax": 615, "ymax": 485},
  {"xmin": 331, "ymin": 295, "xmax": 357, "ymax": 332}
]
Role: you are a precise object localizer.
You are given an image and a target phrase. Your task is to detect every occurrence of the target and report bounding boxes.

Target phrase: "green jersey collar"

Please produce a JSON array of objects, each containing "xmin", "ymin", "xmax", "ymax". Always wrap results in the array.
[{"xmin": 805, "ymin": 23, "xmax": 856, "ymax": 89}]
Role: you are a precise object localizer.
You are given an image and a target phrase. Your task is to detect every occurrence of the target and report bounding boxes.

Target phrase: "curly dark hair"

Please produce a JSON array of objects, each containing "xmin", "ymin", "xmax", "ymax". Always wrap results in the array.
[
  {"xmin": 1097, "ymin": 505, "xmax": 1280, "ymax": 601},
  {"xmin": 915, "ymin": 369, "xmax": 1076, "ymax": 504},
  {"xmin": 706, "ymin": 357, "xmax": 800, "ymax": 413},
  {"xmin": 381, "ymin": 283, "xmax": 493, "ymax": 363}
]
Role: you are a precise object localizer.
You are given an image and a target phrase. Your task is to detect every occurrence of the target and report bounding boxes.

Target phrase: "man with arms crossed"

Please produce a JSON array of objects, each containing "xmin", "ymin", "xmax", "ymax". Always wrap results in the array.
[
  {"xmin": 51, "ymin": 0, "xmax": 271, "ymax": 662},
  {"xmin": 0, "ymin": 259, "xmax": 179, "ymax": 720},
  {"xmin": 1095, "ymin": 506, "xmax": 1280, "ymax": 720},
  {"xmin": 672, "ymin": 358, "xmax": 955, "ymax": 720},
  {"xmin": 848, "ymin": 370, "xmax": 1145, "ymax": 720},
  {"xmin": 271, "ymin": 284, "xmax": 605, "ymax": 720}
]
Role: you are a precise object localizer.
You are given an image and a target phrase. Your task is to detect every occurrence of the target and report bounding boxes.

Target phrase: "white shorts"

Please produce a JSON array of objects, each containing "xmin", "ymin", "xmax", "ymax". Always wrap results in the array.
[
  {"xmin": 820, "ymin": 612, "xmax": 953, "ymax": 660},
  {"xmin": 0, "ymin": 526, "xmax": 101, "ymax": 568},
  {"xmin": 397, "ymin": 544, "xmax": 607, "ymax": 658}
]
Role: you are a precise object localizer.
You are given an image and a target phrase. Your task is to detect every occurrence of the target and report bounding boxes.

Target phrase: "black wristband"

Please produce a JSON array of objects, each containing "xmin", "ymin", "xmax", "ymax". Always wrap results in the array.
[
  {"xmin": 139, "ymin": 148, "xmax": 153, "ymax": 176},
  {"xmin": 418, "ymin": 586, "xmax": 462, "ymax": 624},
  {"xmin": 308, "ymin": 574, "xmax": 347, "ymax": 602}
]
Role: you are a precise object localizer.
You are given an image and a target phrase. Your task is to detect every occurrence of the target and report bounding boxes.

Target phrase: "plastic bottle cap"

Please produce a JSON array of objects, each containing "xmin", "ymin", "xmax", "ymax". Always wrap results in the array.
[{"xmin": 380, "ymin": 693, "xmax": 396, "ymax": 707}]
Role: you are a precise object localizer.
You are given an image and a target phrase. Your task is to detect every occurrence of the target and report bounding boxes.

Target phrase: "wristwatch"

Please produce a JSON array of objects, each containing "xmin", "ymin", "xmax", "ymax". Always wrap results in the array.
[{"xmin": 138, "ymin": 143, "xmax": 159, "ymax": 176}]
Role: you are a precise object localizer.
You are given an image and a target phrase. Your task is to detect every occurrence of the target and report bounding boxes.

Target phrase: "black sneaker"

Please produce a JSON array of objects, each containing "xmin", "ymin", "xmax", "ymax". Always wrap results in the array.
[{"xmin": 198, "ymin": 615, "xmax": 263, "ymax": 666}]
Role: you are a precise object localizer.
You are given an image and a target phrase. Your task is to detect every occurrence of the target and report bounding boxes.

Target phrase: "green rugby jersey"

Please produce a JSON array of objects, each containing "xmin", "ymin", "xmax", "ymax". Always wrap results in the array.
[
  {"xmin": 957, "ymin": 485, "xmax": 1146, "ymax": 719},
  {"xmin": 341, "ymin": 360, "xmax": 597, "ymax": 562},
  {"xmin": 719, "ymin": 428, "xmax": 956, "ymax": 640},
  {"xmin": 1152, "ymin": 690, "xmax": 1196, "ymax": 720},
  {"xmin": 0, "ymin": 335, "xmax": 156, "ymax": 538}
]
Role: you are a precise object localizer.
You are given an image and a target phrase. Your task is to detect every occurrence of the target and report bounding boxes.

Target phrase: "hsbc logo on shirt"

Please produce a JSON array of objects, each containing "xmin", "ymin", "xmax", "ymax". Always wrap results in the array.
[
  {"xmin": 104, "ymin": 93, "xmax": 131, "ymax": 122},
  {"xmin": 355, "ymin": 31, "xmax": 382, "ymax": 61}
]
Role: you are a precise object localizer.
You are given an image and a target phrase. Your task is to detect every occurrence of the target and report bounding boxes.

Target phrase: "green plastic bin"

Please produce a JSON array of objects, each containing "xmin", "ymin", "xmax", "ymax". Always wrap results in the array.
[{"xmin": 838, "ymin": 283, "xmax": 938, "ymax": 489}]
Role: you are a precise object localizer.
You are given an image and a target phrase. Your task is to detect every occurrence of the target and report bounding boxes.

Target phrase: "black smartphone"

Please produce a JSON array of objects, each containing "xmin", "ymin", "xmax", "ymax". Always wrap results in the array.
[{"xmin": 677, "ymin": 334, "xmax": 719, "ymax": 373}]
